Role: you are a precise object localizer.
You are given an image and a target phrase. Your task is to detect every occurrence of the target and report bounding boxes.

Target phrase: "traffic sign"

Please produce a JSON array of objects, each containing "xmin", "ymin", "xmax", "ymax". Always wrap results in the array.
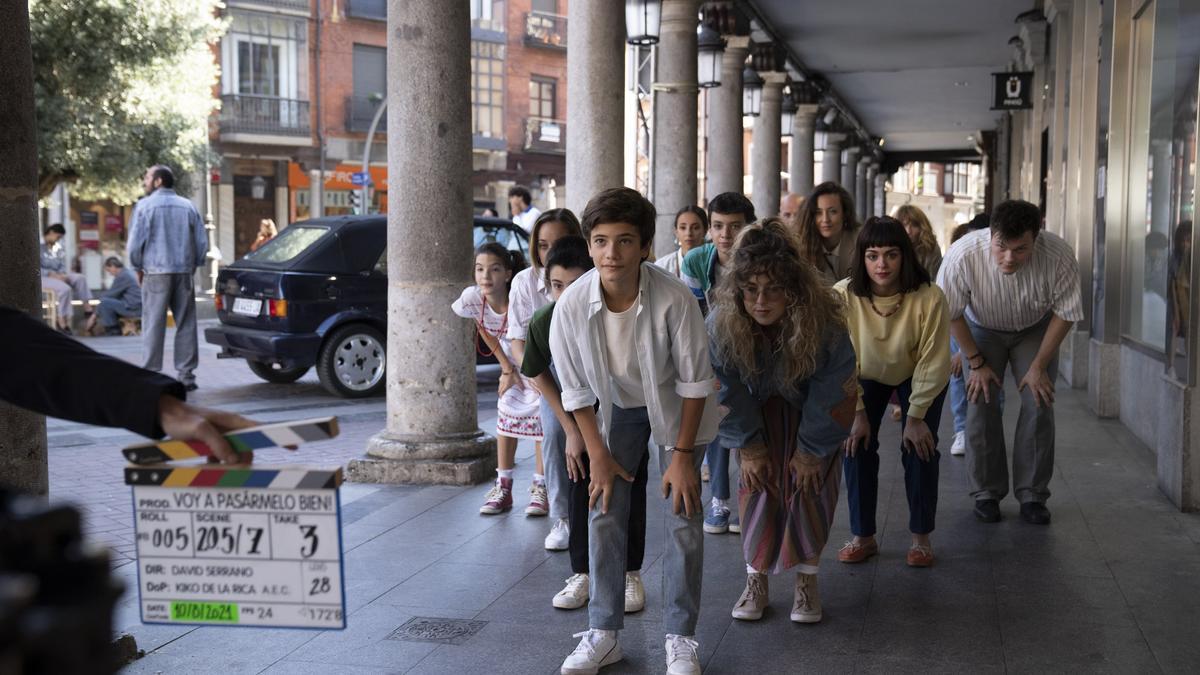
[{"xmin": 350, "ymin": 171, "xmax": 372, "ymax": 186}]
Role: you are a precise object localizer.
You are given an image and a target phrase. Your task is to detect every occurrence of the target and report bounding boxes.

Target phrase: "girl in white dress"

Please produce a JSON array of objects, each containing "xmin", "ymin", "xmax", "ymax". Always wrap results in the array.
[{"xmin": 452, "ymin": 242, "xmax": 542, "ymax": 514}]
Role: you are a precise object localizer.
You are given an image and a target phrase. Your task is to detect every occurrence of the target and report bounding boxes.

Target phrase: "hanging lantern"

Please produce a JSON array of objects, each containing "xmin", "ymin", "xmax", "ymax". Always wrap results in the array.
[
  {"xmin": 249, "ymin": 175, "xmax": 267, "ymax": 201},
  {"xmin": 780, "ymin": 89, "xmax": 798, "ymax": 136},
  {"xmin": 625, "ymin": 0, "xmax": 662, "ymax": 46},
  {"xmin": 742, "ymin": 66, "xmax": 763, "ymax": 117},
  {"xmin": 697, "ymin": 24, "xmax": 724, "ymax": 88}
]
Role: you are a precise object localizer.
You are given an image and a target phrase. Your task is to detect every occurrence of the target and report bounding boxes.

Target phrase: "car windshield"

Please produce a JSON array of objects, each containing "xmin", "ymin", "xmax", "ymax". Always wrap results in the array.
[
  {"xmin": 246, "ymin": 225, "xmax": 329, "ymax": 263},
  {"xmin": 474, "ymin": 225, "xmax": 528, "ymax": 256}
]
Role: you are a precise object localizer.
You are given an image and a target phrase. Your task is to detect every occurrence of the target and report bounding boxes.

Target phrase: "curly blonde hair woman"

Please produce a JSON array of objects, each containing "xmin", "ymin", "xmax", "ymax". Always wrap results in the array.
[
  {"xmin": 708, "ymin": 217, "xmax": 857, "ymax": 625},
  {"xmin": 893, "ymin": 204, "xmax": 942, "ymax": 278}
]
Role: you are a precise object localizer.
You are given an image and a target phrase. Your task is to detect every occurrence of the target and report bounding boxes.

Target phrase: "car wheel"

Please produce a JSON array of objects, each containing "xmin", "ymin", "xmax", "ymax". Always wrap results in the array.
[
  {"xmin": 317, "ymin": 324, "xmax": 386, "ymax": 398},
  {"xmin": 246, "ymin": 360, "xmax": 310, "ymax": 384}
]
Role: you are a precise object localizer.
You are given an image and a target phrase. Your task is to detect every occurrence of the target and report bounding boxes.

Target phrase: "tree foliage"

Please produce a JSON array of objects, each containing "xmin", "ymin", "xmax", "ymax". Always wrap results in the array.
[{"xmin": 31, "ymin": 0, "xmax": 224, "ymax": 203}]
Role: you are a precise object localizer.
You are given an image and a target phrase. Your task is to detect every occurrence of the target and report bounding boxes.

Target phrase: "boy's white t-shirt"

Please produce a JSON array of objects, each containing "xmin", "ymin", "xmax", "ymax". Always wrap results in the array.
[{"xmin": 602, "ymin": 299, "xmax": 645, "ymax": 408}]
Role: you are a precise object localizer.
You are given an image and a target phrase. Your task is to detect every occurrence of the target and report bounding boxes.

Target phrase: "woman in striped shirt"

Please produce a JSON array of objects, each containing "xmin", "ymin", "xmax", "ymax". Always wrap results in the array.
[{"xmin": 709, "ymin": 219, "xmax": 857, "ymax": 625}]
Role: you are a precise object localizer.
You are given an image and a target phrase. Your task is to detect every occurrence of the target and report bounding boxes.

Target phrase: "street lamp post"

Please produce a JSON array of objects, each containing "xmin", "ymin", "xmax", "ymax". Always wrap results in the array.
[
  {"xmin": 360, "ymin": 93, "xmax": 386, "ymax": 214},
  {"xmin": 204, "ymin": 153, "xmax": 221, "ymax": 294}
]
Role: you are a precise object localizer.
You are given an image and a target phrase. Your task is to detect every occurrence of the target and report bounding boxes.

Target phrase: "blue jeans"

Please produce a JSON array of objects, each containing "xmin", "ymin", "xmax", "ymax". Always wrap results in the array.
[
  {"xmin": 96, "ymin": 297, "xmax": 140, "ymax": 329},
  {"xmin": 539, "ymin": 394, "xmax": 570, "ymax": 520},
  {"xmin": 590, "ymin": 405, "xmax": 704, "ymax": 635},
  {"xmin": 704, "ymin": 441, "xmax": 740, "ymax": 518},
  {"xmin": 844, "ymin": 379, "xmax": 947, "ymax": 536},
  {"xmin": 949, "ymin": 338, "xmax": 967, "ymax": 434}
]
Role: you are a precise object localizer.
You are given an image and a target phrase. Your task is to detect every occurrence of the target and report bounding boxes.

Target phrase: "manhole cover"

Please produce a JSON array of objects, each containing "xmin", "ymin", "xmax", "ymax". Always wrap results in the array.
[{"xmin": 387, "ymin": 617, "xmax": 488, "ymax": 645}]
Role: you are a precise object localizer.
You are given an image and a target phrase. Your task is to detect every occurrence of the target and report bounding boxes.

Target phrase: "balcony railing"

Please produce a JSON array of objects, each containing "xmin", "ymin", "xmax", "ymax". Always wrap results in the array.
[
  {"xmin": 524, "ymin": 117, "xmax": 565, "ymax": 154},
  {"xmin": 345, "ymin": 95, "xmax": 387, "ymax": 133},
  {"xmin": 219, "ymin": 95, "xmax": 310, "ymax": 137},
  {"xmin": 227, "ymin": 0, "xmax": 310, "ymax": 13},
  {"xmin": 524, "ymin": 11, "xmax": 566, "ymax": 49}
]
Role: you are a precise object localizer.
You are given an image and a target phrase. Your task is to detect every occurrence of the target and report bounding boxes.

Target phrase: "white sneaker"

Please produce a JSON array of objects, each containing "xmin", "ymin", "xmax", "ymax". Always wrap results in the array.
[
  {"xmin": 664, "ymin": 634, "xmax": 701, "ymax": 675},
  {"xmin": 790, "ymin": 573, "xmax": 822, "ymax": 623},
  {"xmin": 553, "ymin": 573, "xmax": 590, "ymax": 610},
  {"xmin": 545, "ymin": 518, "xmax": 570, "ymax": 550},
  {"xmin": 624, "ymin": 571, "xmax": 645, "ymax": 613},
  {"xmin": 951, "ymin": 431, "xmax": 966, "ymax": 456},
  {"xmin": 561, "ymin": 629, "xmax": 621, "ymax": 675}
]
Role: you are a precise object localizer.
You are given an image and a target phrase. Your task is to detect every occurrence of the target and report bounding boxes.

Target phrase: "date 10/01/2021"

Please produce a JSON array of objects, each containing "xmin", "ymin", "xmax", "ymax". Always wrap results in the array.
[{"xmin": 128, "ymin": 472, "xmax": 347, "ymax": 630}]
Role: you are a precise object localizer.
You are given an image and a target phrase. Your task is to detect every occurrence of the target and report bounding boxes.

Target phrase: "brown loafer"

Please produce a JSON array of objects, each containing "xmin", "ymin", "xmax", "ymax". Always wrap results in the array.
[
  {"xmin": 837, "ymin": 539, "xmax": 879, "ymax": 563},
  {"xmin": 906, "ymin": 545, "xmax": 934, "ymax": 567}
]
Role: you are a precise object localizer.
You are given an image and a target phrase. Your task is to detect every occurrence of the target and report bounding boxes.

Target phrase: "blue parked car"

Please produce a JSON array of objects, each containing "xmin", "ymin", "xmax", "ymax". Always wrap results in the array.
[{"xmin": 205, "ymin": 215, "xmax": 529, "ymax": 398}]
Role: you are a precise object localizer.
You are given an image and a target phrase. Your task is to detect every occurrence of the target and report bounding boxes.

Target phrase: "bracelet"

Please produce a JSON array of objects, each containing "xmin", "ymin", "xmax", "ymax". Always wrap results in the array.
[
  {"xmin": 670, "ymin": 446, "xmax": 694, "ymax": 454},
  {"xmin": 501, "ymin": 370, "xmax": 514, "ymax": 376}
]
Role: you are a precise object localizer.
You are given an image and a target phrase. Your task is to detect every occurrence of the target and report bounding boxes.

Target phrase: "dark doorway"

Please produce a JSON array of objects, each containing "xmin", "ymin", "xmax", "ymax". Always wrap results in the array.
[
  {"xmin": 234, "ymin": 175, "xmax": 276, "ymax": 260},
  {"xmin": 1039, "ymin": 127, "xmax": 1049, "ymax": 217}
]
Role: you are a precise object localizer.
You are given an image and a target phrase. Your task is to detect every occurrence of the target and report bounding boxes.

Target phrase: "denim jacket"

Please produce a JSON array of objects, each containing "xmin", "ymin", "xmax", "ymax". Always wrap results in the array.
[
  {"xmin": 708, "ymin": 312, "xmax": 858, "ymax": 458},
  {"xmin": 126, "ymin": 188, "xmax": 207, "ymax": 274},
  {"xmin": 40, "ymin": 241, "xmax": 66, "ymax": 276},
  {"xmin": 102, "ymin": 268, "xmax": 143, "ymax": 311}
]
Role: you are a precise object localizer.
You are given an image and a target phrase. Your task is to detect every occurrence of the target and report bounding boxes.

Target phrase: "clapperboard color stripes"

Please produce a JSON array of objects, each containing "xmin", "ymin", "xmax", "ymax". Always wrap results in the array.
[
  {"xmin": 122, "ymin": 417, "xmax": 339, "ymax": 465},
  {"xmin": 124, "ymin": 465, "xmax": 343, "ymax": 489}
]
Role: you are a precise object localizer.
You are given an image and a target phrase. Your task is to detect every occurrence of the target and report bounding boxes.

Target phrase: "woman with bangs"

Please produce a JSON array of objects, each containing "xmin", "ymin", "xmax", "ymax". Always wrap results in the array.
[
  {"xmin": 834, "ymin": 216, "xmax": 951, "ymax": 568},
  {"xmin": 708, "ymin": 218, "xmax": 858, "ymax": 625}
]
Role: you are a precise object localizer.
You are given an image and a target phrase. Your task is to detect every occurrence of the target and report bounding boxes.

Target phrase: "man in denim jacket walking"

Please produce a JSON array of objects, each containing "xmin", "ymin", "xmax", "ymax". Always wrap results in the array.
[{"xmin": 127, "ymin": 165, "xmax": 208, "ymax": 390}]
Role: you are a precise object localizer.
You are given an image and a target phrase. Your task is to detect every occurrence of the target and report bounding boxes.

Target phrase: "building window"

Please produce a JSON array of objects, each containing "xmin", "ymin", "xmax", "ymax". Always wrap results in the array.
[
  {"xmin": 221, "ymin": 11, "xmax": 305, "ymax": 100},
  {"xmin": 532, "ymin": 0, "xmax": 556, "ymax": 11},
  {"xmin": 348, "ymin": 44, "xmax": 386, "ymax": 132},
  {"xmin": 471, "ymin": 0, "xmax": 505, "ymax": 32},
  {"xmin": 529, "ymin": 77, "xmax": 556, "ymax": 119},
  {"xmin": 347, "ymin": 0, "xmax": 386, "ymax": 21},
  {"xmin": 1122, "ymin": 0, "xmax": 1198, "ymax": 368},
  {"xmin": 471, "ymin": 40, "xmax": 505, "ymax": 138}
]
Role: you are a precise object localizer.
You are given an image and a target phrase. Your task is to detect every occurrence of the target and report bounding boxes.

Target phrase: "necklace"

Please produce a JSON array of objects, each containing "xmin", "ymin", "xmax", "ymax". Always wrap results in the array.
[{"xmin": 869, "ymin": 293, "xmax": 903, "ymax": 318}]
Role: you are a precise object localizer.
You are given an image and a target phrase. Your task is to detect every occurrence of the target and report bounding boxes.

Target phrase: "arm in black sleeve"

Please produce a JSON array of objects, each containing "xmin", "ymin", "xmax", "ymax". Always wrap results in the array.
[{"xmin": 0, "ymin": 305, "xmax": 185, "ymax": 438}]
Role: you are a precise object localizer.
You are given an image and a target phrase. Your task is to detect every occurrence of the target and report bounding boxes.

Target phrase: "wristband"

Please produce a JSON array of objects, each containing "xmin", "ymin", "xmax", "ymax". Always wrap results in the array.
[{"xmin": 670, "ymin": 446, "xmax": 694, "ymax": 454}]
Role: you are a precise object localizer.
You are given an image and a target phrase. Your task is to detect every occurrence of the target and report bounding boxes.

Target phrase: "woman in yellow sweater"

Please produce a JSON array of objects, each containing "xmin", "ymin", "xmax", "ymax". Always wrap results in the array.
[{"xmin": 834, "ymin": 216, "xmax": 951, "ymax": 568}]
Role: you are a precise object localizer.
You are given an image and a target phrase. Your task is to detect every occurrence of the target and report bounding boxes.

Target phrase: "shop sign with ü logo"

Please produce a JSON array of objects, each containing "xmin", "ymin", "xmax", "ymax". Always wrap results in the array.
[{"xmin": 991, "ymin": 71, "xmax": 1035, "ymax": 110}]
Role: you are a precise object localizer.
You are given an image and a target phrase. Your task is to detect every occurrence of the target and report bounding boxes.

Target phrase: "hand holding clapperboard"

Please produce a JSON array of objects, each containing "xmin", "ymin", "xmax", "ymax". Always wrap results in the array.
[{"xmin": 123, "ymin": 417, "xmax": 348, "ymax": 629}]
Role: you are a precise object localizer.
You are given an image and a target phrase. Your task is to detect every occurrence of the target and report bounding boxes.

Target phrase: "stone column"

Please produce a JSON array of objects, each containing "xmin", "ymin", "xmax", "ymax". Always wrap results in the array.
[
  {"xmin": 820, "ymin": 132, "xmax": 845, "ymax": 185},
  {"xmin": 652, "ymin": 0, "xmax": 700, "ymax": 258},
  {"xmin": 855, "ymin": 156, "xmax": 870, "ymax": 218},
  {"xmin": 874, "ymin": 170, "xmax": 886, "ymax": 218},
  {"xmin": 565, "ymin": 0, "xmax": 624, "ymax": 214},
  {"xmin": 788, "ymin": 104, "xmax": 819, "ymax": 197},
  {"xmin": 750, "ymin": 72, "xmax": 786, "ymax": 220},
  {"xmin": 0, "ymin": 1, "xmax": 48, "ymax": 496},
  {"xmin": 864, "ymin": 163, "xmax": 878, "ymax": 220},
  {"xmin": 352, "ymin": 0, "xmax": 496, "ymax": 485},
  {"xmin": 841, "ymin": 146, "xmax": 860, "ymax": 195},
  {"xmin": 706, "ymin": 37, "xmax": 749, "ymax": 199}
]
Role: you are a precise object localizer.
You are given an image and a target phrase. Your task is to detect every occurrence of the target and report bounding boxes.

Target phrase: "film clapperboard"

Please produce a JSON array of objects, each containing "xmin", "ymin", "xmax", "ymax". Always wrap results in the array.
[{"xmin": 122, "ymin": 416, "xmax": 347, "ymax": 629}]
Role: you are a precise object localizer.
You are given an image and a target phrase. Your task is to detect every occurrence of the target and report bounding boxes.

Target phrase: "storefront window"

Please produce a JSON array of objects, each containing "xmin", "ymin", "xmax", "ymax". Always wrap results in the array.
[{"xmin": 1122, "ymin": 0, "xmax": 1199, "ymax": 370}]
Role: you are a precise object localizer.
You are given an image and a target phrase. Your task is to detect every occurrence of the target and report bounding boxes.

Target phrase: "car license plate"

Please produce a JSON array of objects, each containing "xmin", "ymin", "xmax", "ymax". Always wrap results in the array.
[{"xmin": 232, "ymin": 297, "xmax": 262, "ymax": 316}]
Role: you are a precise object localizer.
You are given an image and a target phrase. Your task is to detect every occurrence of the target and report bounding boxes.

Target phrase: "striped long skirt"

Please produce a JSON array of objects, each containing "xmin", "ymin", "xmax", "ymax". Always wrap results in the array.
[{"xmin": 739, "ymin": 396, "xmax": 841, "ymax": 574}]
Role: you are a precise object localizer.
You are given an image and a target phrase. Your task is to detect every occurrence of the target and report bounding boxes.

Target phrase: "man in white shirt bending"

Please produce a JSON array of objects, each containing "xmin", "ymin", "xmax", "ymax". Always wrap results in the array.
[{"xmin": 937, "ymin": 200, "xmax": 1083, "ymax": 526}]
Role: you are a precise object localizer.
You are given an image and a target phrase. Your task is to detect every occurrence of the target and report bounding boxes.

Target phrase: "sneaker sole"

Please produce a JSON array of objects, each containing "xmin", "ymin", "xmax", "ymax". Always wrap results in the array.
[
  {"xmin": 545, "ymin": 540, "xmax": 569, "ymax": 551},
  {"xmin": 561, "ymin": 645, "xmax": 622, "ymax": 675},
  {"xmin": 479, "ymin": 505, "xmax": 512, "ymax": 515},
  {"xmin": 950, "ymin": 449, "xmax": 965, "ymax": 456},
  {"xmin": 790, "ymin": 612, "xmax": 822, "ymax": 623},
  {"xmin": 728, "ymin": 524, "xmax": 741, "ymax": 534},
  {"xmin": 731, "ymin": 609, "xmax": 764, "ymax": 621},
  {"xmin": 624, "ymin": 601, "xmax": 644, "ymax": 613},
  {"xmin": 525, "ymin": 507, "xmax": 549, "ymax": 517},
  {"xmin": 703, "ymin": 524, "xmax": 729, "ymax": 534}
]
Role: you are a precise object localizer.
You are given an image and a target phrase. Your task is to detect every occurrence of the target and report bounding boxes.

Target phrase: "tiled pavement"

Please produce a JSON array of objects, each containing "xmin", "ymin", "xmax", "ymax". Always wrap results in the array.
[{"xmin": 42, "ymin": 323, "xmax": 1200, "ymax": 673}]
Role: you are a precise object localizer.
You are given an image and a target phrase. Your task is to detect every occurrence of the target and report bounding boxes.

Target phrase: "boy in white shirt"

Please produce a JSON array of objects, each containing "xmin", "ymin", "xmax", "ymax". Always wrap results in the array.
[{"xmin": 550, "ymin": 188, "xmax": 719, "ymax": 675}]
